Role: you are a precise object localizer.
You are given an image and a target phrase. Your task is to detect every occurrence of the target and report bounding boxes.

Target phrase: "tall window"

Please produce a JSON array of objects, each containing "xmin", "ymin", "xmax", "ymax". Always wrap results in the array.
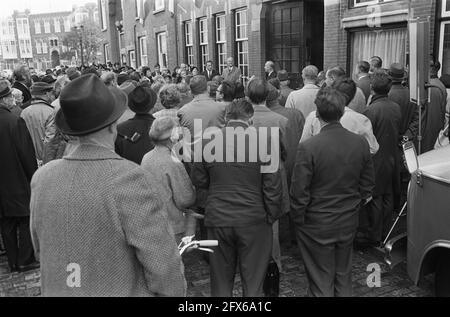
[
  {"xmin": 25, "ymin": 39, "xmax": 31, "ymax": 54},
  {"xmin": 101, "ymin": 0, "xmax": 108, "ymax": 29},
  {"xmin": 54, "ymin": 18, "xmax": 61, "ymax": 33},
  {"xmin": 8, "ymin": 20, "xmax": 14, "ymax": 35},
  {"xmin": 184, "ymin": 21, "xmax": 194, "ymax": 66},
  {"xmin": 35, "ymin": 21, "xmax": 41, "ymax": 34},
  {"xmin": 36, "ymin": 40, "xmax": 42, "ymax": 54},
  {"xmin": 104, "ymin": 43, "xmax": 110, "ymax": 62},
  {"xmin": 439, "ymin": 22, "xmax": 450, "ymax": 75},
  {"xmin": 44, "ymin": 20, "xmax": 50, "ymax": 33},
  {"xmin": 215, "ymin": 14, "xmax": 227, "ymax": 74},
  {"xmin": 157, "ymin": 32, "xmax": 168, "ymax": 67},
  {"xmin": 42, "ymin": 40, "xmax": 48, "ymax": 54},
  {"xmin": 235, "ymin": 9, "xmax": 249, "ymax": 84},
  {"xmin": 199, "ymin": 18, "xmax": 208, "ymax": 70},
  {"xmin": 64, "ymin": 17, "xmax": 71, "ymax": 32},
  {"xmin": 154, "ymin": 0, "xmax": 164, "ymax": 12},
  {"xmin": 136, "ymin": 0, "xmax": 146, "ymax": 19},
  {"xmin": 139, "ymin": 36, "xmax": 148, "ymax": 66},
  {"xmin": 129, "ymin": 50, "xmax": 136, "ymax": 69}
]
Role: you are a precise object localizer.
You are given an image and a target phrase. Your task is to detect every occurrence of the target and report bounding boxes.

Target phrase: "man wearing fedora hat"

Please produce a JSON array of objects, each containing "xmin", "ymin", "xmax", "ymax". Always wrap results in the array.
[
  {"xmin": 388, "ymin": 63, "xmax": 418, "ymax": 142},
  {"xmin": 277, "ymin": 70, "xmax": 294, "ymax": 107},
  {"xmin": 20, "ymin": 80, "xmax": 56, "ymax": 166},
  {"xmin": 0, "ymin": 78, "xmax": 39, "ymax": 273},
  {"xmin": 115, "ymin": 85, "xmax": 157, "ymax": 164},
  {"xmin": 30, "ymin": 74, "xmax": 186, "ymax": 297}
]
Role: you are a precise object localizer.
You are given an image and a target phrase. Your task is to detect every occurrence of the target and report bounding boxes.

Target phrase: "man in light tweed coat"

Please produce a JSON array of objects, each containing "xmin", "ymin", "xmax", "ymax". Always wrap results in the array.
[{"xmin": 30, "ymin": 74, "xmax": 186, "ymax": 297}]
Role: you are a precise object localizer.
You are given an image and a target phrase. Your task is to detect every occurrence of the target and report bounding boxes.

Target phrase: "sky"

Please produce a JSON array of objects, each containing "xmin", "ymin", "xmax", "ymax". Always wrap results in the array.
[{"xmin": 1, "ymin": 0, "xmax": 96, "ymax": 17}]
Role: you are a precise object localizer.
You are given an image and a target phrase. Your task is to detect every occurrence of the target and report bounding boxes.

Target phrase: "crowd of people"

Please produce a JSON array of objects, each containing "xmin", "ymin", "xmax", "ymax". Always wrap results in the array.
[{"xmin": 0, "ymin": 53, "xmax": 448, "ymax": 297}]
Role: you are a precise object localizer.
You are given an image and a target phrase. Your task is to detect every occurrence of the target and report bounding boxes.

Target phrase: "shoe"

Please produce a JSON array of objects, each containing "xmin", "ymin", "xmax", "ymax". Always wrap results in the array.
[
  {"xmin": 0, "ymin": 250, "xmax": 6, "ymax": 256},
  {"xmin": 18, "ymin": 262, "xmax": 40, "ymax": 273}
]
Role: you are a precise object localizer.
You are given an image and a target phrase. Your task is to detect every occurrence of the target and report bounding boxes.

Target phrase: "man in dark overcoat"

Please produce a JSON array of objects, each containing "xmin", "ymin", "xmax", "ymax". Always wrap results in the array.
[
  {"xmin": 115, "ymin": 85, "xmax": 157, "ymax": 164},
  {"xmin": 290, "ymin": 87, "xmax": 375, "ymax": 297},
  {"xmin": 363, "ymin": 71, "xmax": 402, "ymax": 245},
  {"xmin": 0, "ymin": 79, "xmax": 38, "ymax": 273}
]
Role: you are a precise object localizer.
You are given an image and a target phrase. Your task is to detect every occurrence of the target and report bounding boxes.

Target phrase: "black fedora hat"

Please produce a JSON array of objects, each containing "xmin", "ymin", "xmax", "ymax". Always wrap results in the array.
[
  {"xmin": 56, "ymin": 74, "xmax": 128, "ymax": 136},
  {"xmin": 388, "ymin": 63, "xmax": 407, "ymax": 82},
  {"xmin": 129, "ymin": 86, "xmax": 157, "ymax": 114}
]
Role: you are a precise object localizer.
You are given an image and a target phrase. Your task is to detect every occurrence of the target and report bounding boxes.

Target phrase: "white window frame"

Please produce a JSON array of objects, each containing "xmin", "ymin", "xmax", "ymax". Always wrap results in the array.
[
  {"xmin": 184, "ymin": 21, "xmax": 194, "ymax": 66},
  {"xmin": 54, "ymin": 18, "xmax": 61, "ymax": 33},
  {"xmin": 139, "ymin": 36, "xmax": 148, "ymax": 66},
  {"xmin": 216, "ymin": 14, "xmax": 227, "ymax": 74},
  {"xmin": 101, "ymin": 0, "xmax": 108, "ymax": 30},
  {"xmin": 104, "ymin": 43, "xmax": 110, "ymax": 62},
  {"xmin": 64, "ymin": 17, "xmax": 71, "ymax": 32},
  {"xmin": 35, "ymin": 21, "xmax": 41, "ymax": 34},
  {"xmin": 154, "ymin": 0, "xmax": 165, "ymax": 13},
  {"xmin": 157, "ymin": 32, "xmax": 168, "ymax": 68},
  {"xmin": 439, "ymin": 21, "xmax": 450, "ymax": 76},
  {"xmin": 44, "ymin": 20, "xmax": 51, "ymax": 33},
  {"xmin": 352, "ymin": 0, "xmax": 396, "ymax": 8},
  {"xmin": 199, "ymin": 17, "xmax": 208, "ymax": 70},
  {"xmin": 36, "ymin": 40, "xmax": 42, "ymax": 54},
  {"xmin": 235, "ymin": 9, "xmax": 248, "ymax": 84},
  {"xmin": 443, "ymin": 0, "xmax": 450, "ymax": 18},
  {"xmin": 129, "ymin": 50, "xmax": 136, "ymax": 69},
  {"xmin": 42, "ymin": 40, "xmax": 48, "ymax": 54}
]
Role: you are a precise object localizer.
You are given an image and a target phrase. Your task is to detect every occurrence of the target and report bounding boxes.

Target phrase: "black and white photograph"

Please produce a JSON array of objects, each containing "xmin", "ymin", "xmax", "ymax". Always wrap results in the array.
[{"xmin": 0, "ymin": 0, "xmax": 449, "ymax": 300}]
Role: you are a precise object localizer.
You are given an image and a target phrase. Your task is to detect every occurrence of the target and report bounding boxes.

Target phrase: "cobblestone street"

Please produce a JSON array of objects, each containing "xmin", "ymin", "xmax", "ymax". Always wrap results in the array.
[{"xmin": 0, "ymin": 217, "xmax": 434, "ymax": 297}]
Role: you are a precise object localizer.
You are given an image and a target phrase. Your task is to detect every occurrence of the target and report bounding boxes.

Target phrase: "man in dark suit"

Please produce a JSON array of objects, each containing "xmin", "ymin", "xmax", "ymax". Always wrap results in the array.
[
  {"xmin": 202, "ymin": 61, "xmax": 219, "ymax": 81},
  {"xmin": 265, "ymin": 61, "xmax": 277, "ymax": 80},
  {"xmin": 363, "ymin": 71, "xmax": 402, "ymax": 246},
  {"xmin": 222, "ymin": 57, "xmax": 242, "ymax": 84},
  {"xmin": 191, "ymin": 98, "xmax": 283, "ymax": 297},
  {"xmin": 115, "ymin": 85, "xmax": 157, "ymax": 164},
  {"xmin": 356, "ymin": 61, "xmax": 371, "ymax": 103},
  {"xmin": 290, "ymin": 87, "xmax": 375, "ymax": 297},
  {"xmin": 0, "ymin": 79, "xmax": 38, "ymax": 273}
]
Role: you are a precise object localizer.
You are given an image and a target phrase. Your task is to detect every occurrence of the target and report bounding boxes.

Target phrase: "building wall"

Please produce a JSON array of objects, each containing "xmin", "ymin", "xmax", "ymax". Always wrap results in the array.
[
  {"xmin": 29, "ymin": 11, "xmax": 72, "ymax": 69},
  {"xmin": 324, "ymin": 0, "xmax": 437, "ymax": 73}
]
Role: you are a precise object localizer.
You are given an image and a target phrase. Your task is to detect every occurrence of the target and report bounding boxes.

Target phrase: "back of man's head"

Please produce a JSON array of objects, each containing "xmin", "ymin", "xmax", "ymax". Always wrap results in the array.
[
  {"xmin": 302, "ymin": 65, "xmax": 319, "ymax": 82},
  {"xmin": 358, "ymin": 61, "xmax": 370, "ymax": 74},
  {"xmin": 225, "ymin": 98, "xmax": 254, "ymax": 122},
  {"xmin": 371, "ymin": 70, "xmax": 392, "ymax": 95},
  {"xmin": 247, "ymin": 78, "xmax": 269, "ymax": 104},
  {"xmin": 221, "ymin": 81, "xmax": 236, "ymax": 102},
  {"xmin": 13, "ymin": 65, "xmax": 30, "ymax": 82},
  {"xmin": 315, "ymin": 87, "xmax": 346, "ymax": 123},
  {"xmin": 327, "ymin": 66, "xmax": 346, "ymax": 81},
  {"xmin": 332, "ymin": 77, "xmax": 357, "ymax": 107},
  {"xmin": 189, "ymin": 75, "xmax": 208, "ymax": 95},
  {"xmin": 370, "ymin": 56, "xmax": 383, "ymax": 70}
]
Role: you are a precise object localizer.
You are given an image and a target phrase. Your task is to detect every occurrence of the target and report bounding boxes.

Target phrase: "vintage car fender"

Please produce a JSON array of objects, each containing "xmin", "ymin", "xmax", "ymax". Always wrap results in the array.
[{"xmin": 411, "ymin": 241, "xmax": 450, "ymax": 285}]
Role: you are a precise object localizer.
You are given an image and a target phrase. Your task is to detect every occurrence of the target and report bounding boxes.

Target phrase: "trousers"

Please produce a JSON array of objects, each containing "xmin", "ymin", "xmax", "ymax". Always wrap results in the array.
[
  {"xmin": 297, "ymin": 226, "xmax": 355, "ymax": 297},
  {"xmin": 207, "ymin": 222, "xmax": 273, "ymax": 297},
  {"xmin": 0, "ymin": 216, "xmax": 35, "ymax": 270}
]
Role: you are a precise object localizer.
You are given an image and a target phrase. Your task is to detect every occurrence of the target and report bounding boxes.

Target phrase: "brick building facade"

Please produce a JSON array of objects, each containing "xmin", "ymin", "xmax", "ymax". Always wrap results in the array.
[
  {"xmin": 99, "ymin": 0, "xmax": 324, "ymax": 87},
  {"xmin": 323, "ymin": 0, "xmax": 450, "ymax": 77}
]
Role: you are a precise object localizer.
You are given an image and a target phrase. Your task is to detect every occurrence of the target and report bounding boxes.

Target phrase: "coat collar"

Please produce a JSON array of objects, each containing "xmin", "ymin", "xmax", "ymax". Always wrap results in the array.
[
  {"xmin": 370, "ymin": 94, "xmax": 389, "ymax": 105},
  {"xmin": 321, "ymin": 121, "xmax": 343, "ymax": 133},
  {"xmin": 253, "ymin": 104, "xmax": 271, "ymax": 112},
  {"xmin": 226, "ymin": 120, "xmax": 249, "ymax": 129},
  {"xmin": 64, "ymin": 143, "xmax": 124, "ymax": 161}
]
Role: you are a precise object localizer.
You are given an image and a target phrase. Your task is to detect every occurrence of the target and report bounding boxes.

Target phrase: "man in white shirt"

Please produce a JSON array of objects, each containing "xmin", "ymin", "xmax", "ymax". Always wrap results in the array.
[
  {"xmin": 301, "ymin": 77, "xmax": 379, "ymax": 155},
  {"xmin": 285, "ymin": 65, "xmax": 320, "ymax": 118}
]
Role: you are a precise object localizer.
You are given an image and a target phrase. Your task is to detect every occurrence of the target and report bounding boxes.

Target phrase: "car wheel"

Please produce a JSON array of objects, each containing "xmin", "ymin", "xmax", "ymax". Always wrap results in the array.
[{"xmin": 435, "ymin": 252, "xmax": 450, "ymax": 297}]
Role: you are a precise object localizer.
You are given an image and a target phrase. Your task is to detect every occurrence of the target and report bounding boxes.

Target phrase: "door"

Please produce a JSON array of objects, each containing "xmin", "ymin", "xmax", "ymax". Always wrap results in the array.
[{"xmin": 267, "ymin": 1, "xmax": 303, "ymax": 88}]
